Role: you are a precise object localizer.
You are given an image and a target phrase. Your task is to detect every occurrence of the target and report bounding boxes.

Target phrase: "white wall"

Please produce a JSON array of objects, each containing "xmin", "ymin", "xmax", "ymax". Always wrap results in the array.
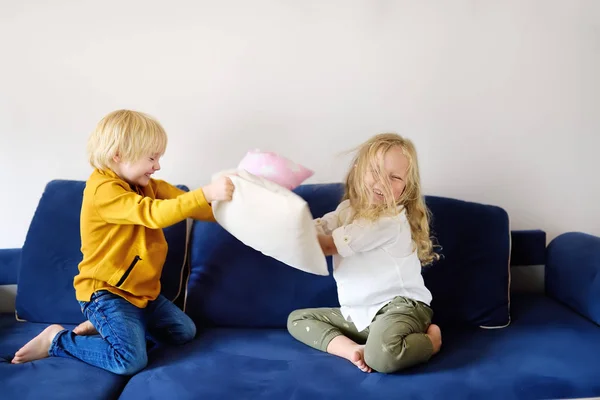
[{"xmin": 1, "ymin": 0, "xmax": 598, "ymax": 249}]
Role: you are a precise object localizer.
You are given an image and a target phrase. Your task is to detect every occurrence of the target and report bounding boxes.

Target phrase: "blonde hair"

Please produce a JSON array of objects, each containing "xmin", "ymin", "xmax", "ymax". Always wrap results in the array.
[
  {"xmin": 87, "ymin": 109, "xmax": 168, "ymax": 170},
  {"xmin": 343, "ymin": 133, "xmax": 439, "ymax": 265}
]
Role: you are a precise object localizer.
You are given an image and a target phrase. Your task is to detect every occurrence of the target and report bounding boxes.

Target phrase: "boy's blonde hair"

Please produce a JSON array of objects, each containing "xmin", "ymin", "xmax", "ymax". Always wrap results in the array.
[
  {"xmin": 87, "ymin": 110, "xmax": 168, "ymax": 170},
  {"xmin": 344, "ymin": 133, "xmax": 439, "ymax": 265}
]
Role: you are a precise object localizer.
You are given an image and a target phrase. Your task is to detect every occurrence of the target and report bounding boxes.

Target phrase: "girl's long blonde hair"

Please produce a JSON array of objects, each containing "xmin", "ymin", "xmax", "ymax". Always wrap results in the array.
[{"xmin": 343, "ymin": 133, "xmax": 438, "ymax": 265}]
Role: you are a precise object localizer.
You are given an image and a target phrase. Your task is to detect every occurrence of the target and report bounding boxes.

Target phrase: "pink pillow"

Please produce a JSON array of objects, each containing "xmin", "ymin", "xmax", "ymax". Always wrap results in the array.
[{"xmin": 237, "ymin": 150, "xmax": 314, "ymax": 190}]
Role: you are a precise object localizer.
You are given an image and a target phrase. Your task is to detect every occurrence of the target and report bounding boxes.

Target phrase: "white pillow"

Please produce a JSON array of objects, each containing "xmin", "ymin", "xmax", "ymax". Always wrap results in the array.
[{"xmin": 211, "ymin": 169, "xmax": 328, "ymax": 276}]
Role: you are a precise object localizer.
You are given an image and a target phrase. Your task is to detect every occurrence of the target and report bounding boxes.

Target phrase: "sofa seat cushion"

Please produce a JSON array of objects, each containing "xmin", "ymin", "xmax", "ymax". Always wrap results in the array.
[
  {"xmin": 119, "ymin": 294, "xmax": 600, "ymax": 400},
  {"xmin": 0, "ymin": 315, "xmax": 127, "ymax": 400}
]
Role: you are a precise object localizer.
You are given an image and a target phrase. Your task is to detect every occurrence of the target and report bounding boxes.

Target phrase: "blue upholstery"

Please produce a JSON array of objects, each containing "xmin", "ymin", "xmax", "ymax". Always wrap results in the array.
[
  {"xmin": 2, "ymin": 179, "xmax": 599, "ymax": 399},
  {"xmin": 546, "ymin": 232, "xmax": 600, "ymax": 326},
  {"xmin": 15, "ymin": 180, "xmax": 189, "ymax": 324},
  {"xmin": 119, "ymin": 294, "xmax": 600, "ymax": 400},
  {"xmin": 184, "ymin": 184, "xmax": 341, "ymax": 329},
  {"xmin": 422, "ymin": 195, "xmax": 510, "ymax": 327},
  {"xmin": 0, "ymin": 249, "xmax": 20, "ymax": 285},
  {"xmin": 186, "ymin": 184, "xmax": 510, "ymax": 329},
  {"xmin": 0, "ymin": 315, "xmax": 127, "ymax": 400}
]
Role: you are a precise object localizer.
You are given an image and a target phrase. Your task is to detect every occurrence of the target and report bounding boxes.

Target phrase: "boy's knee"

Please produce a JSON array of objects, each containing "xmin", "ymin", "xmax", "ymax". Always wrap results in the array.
[
  {"xmin": 174, "ymin": 321, "xmax": 197, "ymax": 345},
  {"xmin": 161, "ymin": 313, "xmax": 197, "ymax": 345},
  {"xmin": 112, "ymin": 351, "xmax": 148, "ymax": 376}
]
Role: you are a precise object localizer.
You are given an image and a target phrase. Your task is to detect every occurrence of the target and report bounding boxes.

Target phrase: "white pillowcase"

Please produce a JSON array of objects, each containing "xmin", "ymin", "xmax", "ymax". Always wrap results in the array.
[{"xmin": 211, "ymin": 170, "xmax": 328, "ymax": 276}]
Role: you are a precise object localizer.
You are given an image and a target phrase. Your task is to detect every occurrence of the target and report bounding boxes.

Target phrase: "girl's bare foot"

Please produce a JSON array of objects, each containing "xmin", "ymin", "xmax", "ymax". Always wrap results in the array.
[
  {"xmin": 73, "ymin": 320, "xmax": 98, "ymax": 336},
  {"xmin": 11, "ymin": 324, "xmax": 64, "ymax": 364},
  {"xmin": 327, "ymin": 335, "xmax": 372, "ymax": 373},
  {"xmin": 350, "ymin": 346, "xmax": 372, "ymax": 373},
  {"xmin": 426, "ymin": 324, "xmax": 442, "ymax": 355}
]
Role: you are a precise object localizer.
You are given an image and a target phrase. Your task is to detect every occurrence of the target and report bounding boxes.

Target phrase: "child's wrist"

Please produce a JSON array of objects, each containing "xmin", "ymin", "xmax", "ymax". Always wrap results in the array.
[{"xmin": 201, "ymin": 186, "xmax": 213, "ymax": 203}]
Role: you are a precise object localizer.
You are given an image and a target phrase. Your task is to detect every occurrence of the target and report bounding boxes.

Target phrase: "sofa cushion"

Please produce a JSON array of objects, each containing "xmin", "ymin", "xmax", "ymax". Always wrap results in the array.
[
  {"xmin": 423, "ymin": 196, "xmax": 510, "ymax": 328},
  {"xmin": 186, "ymin": 183, "xmax": 510, "ymax": 329},
  {"xmin": 546, "ymin": 232, "xmax": 600, "ymax": 326},
  {"xmin": 237, "ymin": 149, "xmax": 314, "ymax": 190},
  {"xmin": 119, "ymin": 294, "xmax": 600, "ymax": 400},
  {"xmin": 15, "ymin": 179, "xmax": 189, "ymax": 324},
  {"xmin": 0, "ymin": 315, "xmax": 127, "ymax": 400}
]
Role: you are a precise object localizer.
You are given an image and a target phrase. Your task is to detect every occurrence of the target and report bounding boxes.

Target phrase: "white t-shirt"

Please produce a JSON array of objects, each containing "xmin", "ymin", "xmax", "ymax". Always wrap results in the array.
[{"xmin": 315, "ymin": 200, "xmax": 432, "ymax": 332}]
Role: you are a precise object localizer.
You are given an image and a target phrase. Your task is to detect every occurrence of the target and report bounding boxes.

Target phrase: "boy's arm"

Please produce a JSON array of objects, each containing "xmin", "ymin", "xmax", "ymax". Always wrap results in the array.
[
  {"xmin": 94, "ymin": 180, "xmax": 214, "ymax": 228},
  {"xmin": 153, "ymin": 179, "xmax": 187, "ymax": 199},
  {"xmin": 152, "ymin": 179, "xmax": 216, "ymax": 222}
]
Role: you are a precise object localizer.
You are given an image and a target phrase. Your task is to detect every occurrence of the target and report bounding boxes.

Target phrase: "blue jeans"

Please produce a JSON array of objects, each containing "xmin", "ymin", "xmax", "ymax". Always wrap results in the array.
[{"xmin": 48, "ymin": 291, "xmax": 196, "ymax": 375}]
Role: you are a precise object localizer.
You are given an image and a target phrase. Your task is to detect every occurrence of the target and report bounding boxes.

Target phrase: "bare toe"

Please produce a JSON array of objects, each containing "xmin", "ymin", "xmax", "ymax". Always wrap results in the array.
[
  {"xmin": 12, "ymin": 324, "xmax": 64, "ymax": 364},
  {"xmin": 351, "ymin": 347, "xmax": 372, "ymax": 373}
]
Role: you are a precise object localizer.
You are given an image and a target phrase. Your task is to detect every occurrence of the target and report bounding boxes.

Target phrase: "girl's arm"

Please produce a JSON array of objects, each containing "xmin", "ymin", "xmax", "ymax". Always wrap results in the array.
[
  {"xmin": 315, "ymin": 200, "xmax": 350, "ymax": 235},
  {"xmin": 331, "ymin": 216, "xmax": 401, "ymax": 258},
  {"xmin": 318, "ymin": 216, "xmax": 402, "ymax": 257},
  {"xmin": 315, "ymin": 211, "xmax": 340, "ymax": 235},
  {"xmin": 318, "ymin": 234, "xmax": 338, "ymax": 256}
]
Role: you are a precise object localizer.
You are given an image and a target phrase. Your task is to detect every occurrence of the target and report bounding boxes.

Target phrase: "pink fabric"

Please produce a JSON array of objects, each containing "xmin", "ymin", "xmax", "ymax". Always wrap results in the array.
[{"xmin": 237, "ymin": 150, "xmax": 313, "ymax": 190}]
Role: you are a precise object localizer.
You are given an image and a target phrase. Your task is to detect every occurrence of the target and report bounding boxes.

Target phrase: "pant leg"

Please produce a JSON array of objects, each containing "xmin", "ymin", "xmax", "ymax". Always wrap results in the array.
[
  {"xmin": 363, "ymin": 296, "xmax": 434, "ymax": 373},
  {"xmin": 49, "ymin": 291, "xmax": 148, "ymax": 376},
  {"xmin": 145, "ymin": 294, "xmax": 197, "ymax": 345},
  {"xmin": 287, "ymin": 307, "xmax": 368, "ymax": 352}
]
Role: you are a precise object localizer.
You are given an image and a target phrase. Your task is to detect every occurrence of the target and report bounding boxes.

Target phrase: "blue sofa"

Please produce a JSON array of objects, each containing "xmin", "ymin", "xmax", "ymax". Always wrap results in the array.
[{"xmin": 1, "ymin": 180, "xmax": 599, "ymax": 400}]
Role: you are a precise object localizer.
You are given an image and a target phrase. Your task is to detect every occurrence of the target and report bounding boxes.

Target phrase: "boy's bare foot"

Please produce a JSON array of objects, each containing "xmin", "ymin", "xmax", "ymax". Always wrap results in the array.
[
  {"xmin": 327, "ymin": 335, "xmax": 372, "ymax": 373},
  {"xmin": 11, "ymin": 324, "xmax": 64, "ymax": 364},
  {"xmin": 426, "ymin": 324, "xmax": 442, "ymax": 355},
  {"xmin": 73, "ymin": 320, "xmax": 98, "ymax": 336}
]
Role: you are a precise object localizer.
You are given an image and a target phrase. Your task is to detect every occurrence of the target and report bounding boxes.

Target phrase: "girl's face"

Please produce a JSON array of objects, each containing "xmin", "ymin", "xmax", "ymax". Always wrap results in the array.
[{"xmin": 364, "ymin": 146, "xmax": 409, "ymax": 205}]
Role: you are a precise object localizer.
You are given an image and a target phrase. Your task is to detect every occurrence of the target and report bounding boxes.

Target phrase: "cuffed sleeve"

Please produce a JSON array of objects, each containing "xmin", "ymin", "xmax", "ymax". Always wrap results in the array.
[{"xmin": 332, "ymin": 217, "xmax": 400, "ymax": 257}]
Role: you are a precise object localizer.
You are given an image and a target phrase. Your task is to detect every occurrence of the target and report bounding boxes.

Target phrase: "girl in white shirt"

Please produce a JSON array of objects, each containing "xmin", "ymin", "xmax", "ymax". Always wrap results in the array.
[{"xmin": 287, "ymin": 133, "xmax": 442, "ymax": 373}]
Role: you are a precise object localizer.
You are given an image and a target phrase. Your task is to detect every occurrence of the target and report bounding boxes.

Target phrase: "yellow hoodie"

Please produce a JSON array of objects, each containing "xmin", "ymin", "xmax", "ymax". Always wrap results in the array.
[{"xmin": 73, "ymin": 169, "xmax": 214, "ymax": 308}]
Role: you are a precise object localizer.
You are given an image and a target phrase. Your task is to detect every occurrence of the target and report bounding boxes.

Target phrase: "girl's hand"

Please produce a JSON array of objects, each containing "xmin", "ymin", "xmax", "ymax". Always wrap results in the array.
[{"xmin": 203, "ymin": 176, "xmax": 235, "ymax": 203}]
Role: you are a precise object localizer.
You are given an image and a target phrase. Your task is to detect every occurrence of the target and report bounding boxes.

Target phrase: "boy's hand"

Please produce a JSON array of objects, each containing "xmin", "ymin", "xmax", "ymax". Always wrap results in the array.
[{"xmin": 203, "ymin": 176, "xmax": 235, "ymax": 203}]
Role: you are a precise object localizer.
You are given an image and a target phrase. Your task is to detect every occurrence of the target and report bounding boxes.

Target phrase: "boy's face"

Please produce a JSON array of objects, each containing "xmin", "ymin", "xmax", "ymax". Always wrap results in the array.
[{"xmin": 113, "ymin": 154, "xmax": 162, "ymax": 187}]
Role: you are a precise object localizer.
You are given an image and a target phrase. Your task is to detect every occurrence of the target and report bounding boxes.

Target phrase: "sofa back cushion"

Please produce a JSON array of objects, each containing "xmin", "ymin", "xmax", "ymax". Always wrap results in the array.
[
  {"xmin": 185, "ymin": 183, "xmax": 511, "ymax": 329},
  {"xmin": 423, "ymin": 196, "xmax": 510, "ymax": 328},
  {"xmin": 16, "ymin": 180, "xmax": 189, "ymax": 324}
]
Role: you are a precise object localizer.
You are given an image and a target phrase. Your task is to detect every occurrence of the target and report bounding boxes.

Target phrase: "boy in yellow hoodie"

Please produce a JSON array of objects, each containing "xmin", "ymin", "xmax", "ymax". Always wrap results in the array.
[{"xmin": 12, "ymin": 110, "xmax": 233, "ymax": 375}]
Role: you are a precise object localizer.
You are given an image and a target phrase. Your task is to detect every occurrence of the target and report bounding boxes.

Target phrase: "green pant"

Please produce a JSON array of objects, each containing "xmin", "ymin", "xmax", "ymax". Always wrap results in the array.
[{"xmin": 287, "ymin": 296, "xmax": 434, "ymax": 373}]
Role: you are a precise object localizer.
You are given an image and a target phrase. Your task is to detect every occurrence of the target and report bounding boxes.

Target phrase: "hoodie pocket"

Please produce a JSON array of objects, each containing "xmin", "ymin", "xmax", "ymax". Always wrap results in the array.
[{"xmin": 115, "ymin": 255, "xmax": 142, "ymax": 287}]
